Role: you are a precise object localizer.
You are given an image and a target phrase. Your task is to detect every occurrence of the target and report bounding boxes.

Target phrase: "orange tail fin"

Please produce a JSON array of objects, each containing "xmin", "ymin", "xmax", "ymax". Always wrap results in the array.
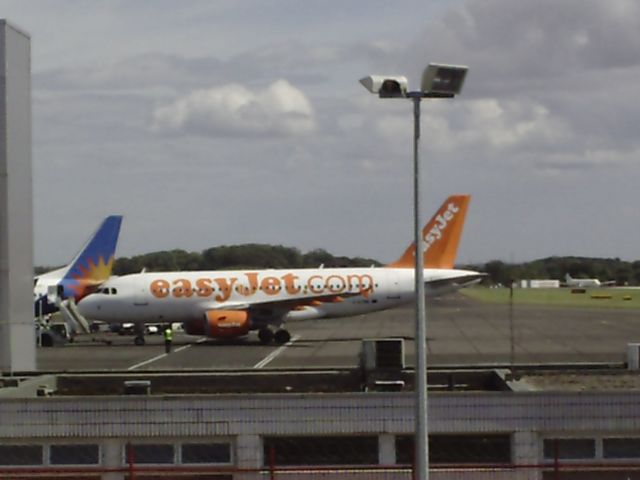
[{"xmin": 386, "ymin": 194, "xmax": 470, "ymax": 269}]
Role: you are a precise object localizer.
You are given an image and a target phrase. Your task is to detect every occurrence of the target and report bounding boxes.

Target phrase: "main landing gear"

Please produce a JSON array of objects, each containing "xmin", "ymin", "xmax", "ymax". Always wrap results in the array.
[{"xmin": 258, "ymin": 328, "xmax": 291, "ymax": 345}]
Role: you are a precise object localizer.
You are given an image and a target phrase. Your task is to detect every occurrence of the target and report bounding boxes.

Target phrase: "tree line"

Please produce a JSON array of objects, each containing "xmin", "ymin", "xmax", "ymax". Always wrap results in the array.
[
  {"xmin": 461, "ymin": 256, "xmax": 640, "ymax": 287},
  {"xmin": 35, "ymin": 244, "xmax": 640, "ymax": 287},
  {"xmin": 110, "ymin": 244, "xmax": 382, "ymax": 276}
]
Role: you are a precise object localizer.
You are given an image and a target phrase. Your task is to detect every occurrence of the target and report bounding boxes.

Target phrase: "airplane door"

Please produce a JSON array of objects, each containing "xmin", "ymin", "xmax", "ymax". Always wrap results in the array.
[
  {"xmin": 385, "ymin": 270, "xmax": 404, "ymax": 302},
  {"xmin": 133, "ymin": 283, "xmax": 149, "ymax": 307}
]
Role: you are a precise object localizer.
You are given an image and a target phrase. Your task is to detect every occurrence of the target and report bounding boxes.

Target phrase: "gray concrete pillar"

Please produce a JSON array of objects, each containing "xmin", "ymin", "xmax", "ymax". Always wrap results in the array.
[
  {"xmin": 0, "ymin": 19, "xmax": 35, "ymax": 373},
  {"xmin": 379, "ymin": 433, "xmax": 396, "ymax": 465},
  {"xmin": 513, "ymin": 431, "xmax": 541, "ymax": 480},
  {"xmin": 236, "ymin": 434, "xmax": 262, "ymax": 480},
  {"xmin": 102, "ymin": 439, "xmax": 124, "ymax": 480}
]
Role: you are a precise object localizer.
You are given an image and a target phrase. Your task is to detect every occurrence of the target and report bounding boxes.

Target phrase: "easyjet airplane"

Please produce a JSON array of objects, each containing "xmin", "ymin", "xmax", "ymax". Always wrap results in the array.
[{"xmin": 77, "ymin": 195, "xmax": 483, "ymax": 346}]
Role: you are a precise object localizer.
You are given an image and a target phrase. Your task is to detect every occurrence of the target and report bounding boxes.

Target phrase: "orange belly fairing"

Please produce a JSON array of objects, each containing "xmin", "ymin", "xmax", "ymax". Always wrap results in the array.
[{"xmin": 184, "ymin": 311, "xmax": 251, "ymax": 338}]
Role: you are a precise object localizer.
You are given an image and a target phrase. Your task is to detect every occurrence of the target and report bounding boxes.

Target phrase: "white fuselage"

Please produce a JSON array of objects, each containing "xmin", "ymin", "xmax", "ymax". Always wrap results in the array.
[
  {"xmin": 78, "ymin": 267, "xmax": 482, "ymax": 328},
  {"xmin": 566, "ymin": 278, "xmax": 601, "ymax": 288},
  {"xmin": 34, "ymin": 268, "xmax": 65, "ymax": 298},
  {"xmin": 33, "ymin": 267, "xmax": 67, "ymax": 316}
]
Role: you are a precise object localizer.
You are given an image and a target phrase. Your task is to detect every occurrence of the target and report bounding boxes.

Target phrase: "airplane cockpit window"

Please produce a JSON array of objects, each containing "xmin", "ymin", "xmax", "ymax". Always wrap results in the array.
[{"xmin": 111, "ymin": 288, "xmax": 117, "ymax": 295}]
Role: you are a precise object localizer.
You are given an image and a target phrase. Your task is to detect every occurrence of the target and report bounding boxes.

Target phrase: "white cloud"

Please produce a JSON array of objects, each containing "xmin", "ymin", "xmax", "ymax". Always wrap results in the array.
[
  {"xmin": 151, "ymin": 80, "xmax": 316, "ymax": 137},
  {"xmin": 454, "ymin": 99, "xmax": 569, "ymax": 151},
  {"xmin": 12, "ymin": 0, "xmax": 640, "ymax": 264},
  {"xmin": 351, "ymin": 97, "xmax": 570, "ymax": 165}
]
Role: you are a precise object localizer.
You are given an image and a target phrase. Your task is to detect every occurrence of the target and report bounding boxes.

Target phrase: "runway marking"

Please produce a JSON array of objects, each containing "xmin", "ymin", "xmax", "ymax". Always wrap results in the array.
[
  {"xmin": 127, "ymin": 338, "xmax": 207, "ymax": 370},
  {"xmin": 253, "ymin": 335, "xmax": 301, "ymax": 369}
]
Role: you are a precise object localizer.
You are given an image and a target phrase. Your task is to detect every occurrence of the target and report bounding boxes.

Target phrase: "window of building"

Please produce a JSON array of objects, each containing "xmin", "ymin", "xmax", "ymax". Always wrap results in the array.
[
  {"xmin": 543, "ymin": 438, "xmax": 596, "ymax": 460},
  {"xmin": 125, "ymin": 444, "xmax": 174, "ymax": 464},
  {"xmin": 603, "ymin": 438, "xmax": 640, "ymax": 459},
  {"xmin": 396, "ymin": 434, "xmax": 512, "ymax": 465},
  {"xmin": 181, "ymin": 443, "xmax": 231, "ymax": 464},
  {"xmin": 0, "ymin": 445, "xmax": 43, "ymax": 466},
  {"xmin": 50, "ymin": 444, "xmax": 100, "ymax": 465},
  {"xmin": 263, "ymin": 436, "xmax": 378, "ymax": 466}
]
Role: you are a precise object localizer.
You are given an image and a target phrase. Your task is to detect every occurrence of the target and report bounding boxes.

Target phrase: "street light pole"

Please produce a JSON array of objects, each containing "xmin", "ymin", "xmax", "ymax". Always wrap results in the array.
[
  {"xmin": 359, "ymin": 63, "xmax": 468, "ymax": 480},
  {"xmin": 409, "ymin": 93, "xmax": 429, "ymax": 479}
]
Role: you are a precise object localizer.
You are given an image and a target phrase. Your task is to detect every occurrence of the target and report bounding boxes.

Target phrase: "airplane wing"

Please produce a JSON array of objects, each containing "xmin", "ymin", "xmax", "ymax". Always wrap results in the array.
[
  {"xmin": 190, "ymin": 291, "xmax": 366, "ymax": 343},
  {"xmin": 197, "ymin": 272, "xmax": 486, "ymax": 313},
  {"xmin": 200, "ymin": 291, "xmax": 363, "ymax": 313}
]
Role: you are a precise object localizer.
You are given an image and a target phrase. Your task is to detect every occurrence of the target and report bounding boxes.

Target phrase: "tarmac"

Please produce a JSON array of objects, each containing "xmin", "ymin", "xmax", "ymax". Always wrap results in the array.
[{"xmin": 35, "ymin": 292, "xmax": 640, "ymax": 372}]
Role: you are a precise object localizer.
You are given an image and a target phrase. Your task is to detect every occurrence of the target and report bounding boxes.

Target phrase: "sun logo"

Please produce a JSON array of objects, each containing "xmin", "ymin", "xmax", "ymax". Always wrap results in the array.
[{"xmin": 65, "ymin": 256, "xmax": 114, "ymax": 300}]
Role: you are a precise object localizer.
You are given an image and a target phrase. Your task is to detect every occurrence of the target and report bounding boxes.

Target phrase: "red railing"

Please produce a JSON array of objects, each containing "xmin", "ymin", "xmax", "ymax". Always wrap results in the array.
[{"xmin": 1, "ymin": 462, "xmax": 640, "ymax": 479}]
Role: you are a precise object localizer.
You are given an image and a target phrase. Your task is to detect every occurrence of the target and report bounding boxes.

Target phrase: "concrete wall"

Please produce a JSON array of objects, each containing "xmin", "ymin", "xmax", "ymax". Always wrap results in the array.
[
  {"xmin": 1, "ymin": 390, "xmax": 640, "ymax": 479},
  {"xmin": 0, "ymin": 20, "xmax": 35, "ymax": 372}
]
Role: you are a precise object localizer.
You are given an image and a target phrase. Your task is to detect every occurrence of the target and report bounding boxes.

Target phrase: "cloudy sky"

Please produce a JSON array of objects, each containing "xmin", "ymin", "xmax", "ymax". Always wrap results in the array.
[{"xmin": 3, "ymin": 0, "xmax": 640, "ymax": 266}]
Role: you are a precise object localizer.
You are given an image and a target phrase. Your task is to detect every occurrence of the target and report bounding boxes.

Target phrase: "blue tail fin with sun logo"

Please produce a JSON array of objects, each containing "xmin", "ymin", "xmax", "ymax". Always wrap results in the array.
[{"xmin": 59, "ymin": 215, "xmax": 123, "ymax": 301}]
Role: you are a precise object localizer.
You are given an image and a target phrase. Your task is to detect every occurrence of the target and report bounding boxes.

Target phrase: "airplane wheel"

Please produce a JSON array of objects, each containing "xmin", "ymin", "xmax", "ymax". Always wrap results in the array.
[
  {"xmin": 258, "ymin": 328, "xmax": 274, "ymax": 344},
  {"xmin": 134, "ymin": 335, "xmax": 145, "ymax": 346},
  {"xmin": 274, "ymin": 329, "xmax": 291, "ymax": 345}
]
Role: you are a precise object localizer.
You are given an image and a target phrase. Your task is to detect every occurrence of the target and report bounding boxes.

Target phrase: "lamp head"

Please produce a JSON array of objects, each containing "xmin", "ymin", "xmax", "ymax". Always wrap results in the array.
[
  {"xmin": 420, "ymin": 64, "xmax": 468, "ymax": 96},
  {"xmin": 359, "ymin": 75, "xmax": 408, "ymax": 98}
]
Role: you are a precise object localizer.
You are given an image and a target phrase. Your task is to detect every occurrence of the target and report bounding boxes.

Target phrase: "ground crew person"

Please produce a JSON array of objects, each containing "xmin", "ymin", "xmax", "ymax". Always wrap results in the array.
[{"xmin": 163, "ymin": 325, "xmax": 173, "ymax": 353}]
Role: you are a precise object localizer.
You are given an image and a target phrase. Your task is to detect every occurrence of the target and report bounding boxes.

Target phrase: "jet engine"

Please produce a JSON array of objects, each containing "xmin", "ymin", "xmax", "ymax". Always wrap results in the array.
[{"xmin": 184, "ymin": 311, "xmax": 251, "ymax": 338}]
